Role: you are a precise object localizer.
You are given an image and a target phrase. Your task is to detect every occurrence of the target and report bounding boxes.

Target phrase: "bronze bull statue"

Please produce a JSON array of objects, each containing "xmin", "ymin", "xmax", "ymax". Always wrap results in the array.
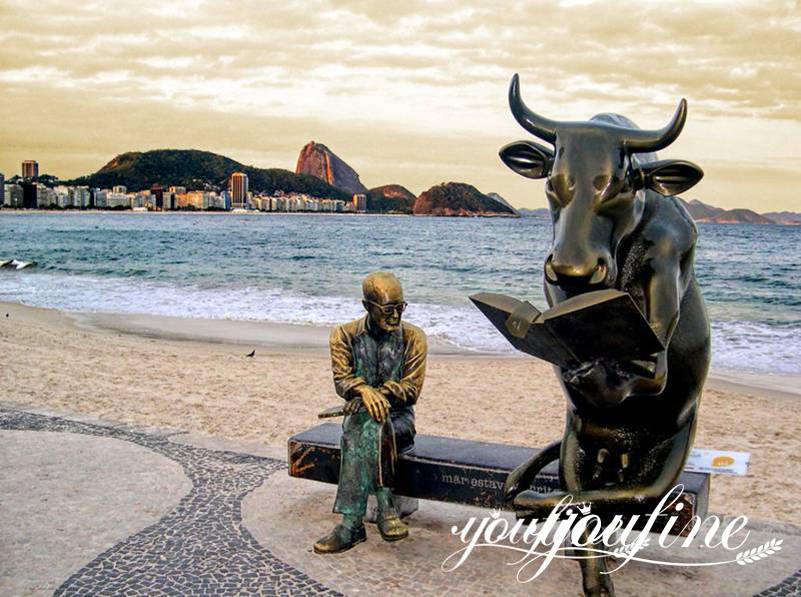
[{"xmin": 499, "ymin": 74, "xmax": 711, "ymax": 596}]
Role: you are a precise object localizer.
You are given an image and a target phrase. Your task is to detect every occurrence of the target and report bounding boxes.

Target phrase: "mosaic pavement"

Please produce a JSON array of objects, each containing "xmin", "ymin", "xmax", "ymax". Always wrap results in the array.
[
  {"xmin": 0, "ymin": 407, "xmax": 340, "ymax": 596},
  {"xmin": 1, "ymin": 406, "xmax": 799, "ymax": 596}
]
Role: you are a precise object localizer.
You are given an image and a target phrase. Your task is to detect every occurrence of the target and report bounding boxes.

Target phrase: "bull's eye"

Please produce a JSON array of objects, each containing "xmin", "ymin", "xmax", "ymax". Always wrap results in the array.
[{"xmin": 546, "ymin": 174, "xmax": 573, "ymax": 205}]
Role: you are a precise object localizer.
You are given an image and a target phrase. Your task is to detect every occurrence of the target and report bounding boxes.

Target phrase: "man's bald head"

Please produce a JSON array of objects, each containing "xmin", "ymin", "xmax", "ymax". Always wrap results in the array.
[
  {"xmin": 362, "ymin": 271, "xmax": 404, "ymax": 304},
  {"xmin": 362, "ymin": 272, "xmax": 405, "ymax": 333}
]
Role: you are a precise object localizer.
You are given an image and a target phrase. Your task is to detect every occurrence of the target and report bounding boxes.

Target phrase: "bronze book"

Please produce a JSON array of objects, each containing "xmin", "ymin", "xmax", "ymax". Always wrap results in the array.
[{"xmin": 469, "ymin": 289, "xmax": 665, "ymax": 369}]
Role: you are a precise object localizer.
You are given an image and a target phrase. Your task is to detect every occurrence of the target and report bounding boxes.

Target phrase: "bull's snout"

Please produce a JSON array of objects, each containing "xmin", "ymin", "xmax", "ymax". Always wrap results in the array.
[{"xmin": 545, "ymin": 253, "xmax": 610, "ymax": 287}]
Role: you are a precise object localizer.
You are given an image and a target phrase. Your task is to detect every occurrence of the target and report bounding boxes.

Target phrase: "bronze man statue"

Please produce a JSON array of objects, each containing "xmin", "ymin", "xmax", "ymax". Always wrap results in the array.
[
  {"xmin": 314, "ymin": 271, "xmax": 427, "ymax": 554},
  {"xmin": 497, "ymin": 75, "xmax": 710, "ymax": 596}
]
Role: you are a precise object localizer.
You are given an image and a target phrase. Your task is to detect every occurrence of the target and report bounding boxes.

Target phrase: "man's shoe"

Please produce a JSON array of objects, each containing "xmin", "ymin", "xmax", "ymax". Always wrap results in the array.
[
  {"xmin": 377, "ymin": 516, "xmax": 409, "ymax": 542},
  {"xmin": 313, "ymin": 523, "xmax": 366, "ymax": 554}
]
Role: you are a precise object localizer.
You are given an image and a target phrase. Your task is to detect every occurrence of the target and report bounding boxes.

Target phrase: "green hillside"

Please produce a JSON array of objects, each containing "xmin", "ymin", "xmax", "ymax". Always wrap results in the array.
[{"xmin": 64, "ymin": 149, "xmax": 352, "ymax": 201}]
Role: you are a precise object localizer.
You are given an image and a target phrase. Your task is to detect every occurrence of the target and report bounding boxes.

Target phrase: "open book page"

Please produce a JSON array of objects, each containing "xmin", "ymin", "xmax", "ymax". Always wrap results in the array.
[{"xmin": 470, "ymin": 290, "xmax": 664, "ymax": 368}]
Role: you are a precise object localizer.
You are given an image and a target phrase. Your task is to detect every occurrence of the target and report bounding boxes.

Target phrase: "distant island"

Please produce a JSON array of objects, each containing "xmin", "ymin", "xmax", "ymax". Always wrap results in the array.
[
  {"xmin": 679, "ymin": 199, "xmax": 801, "ymax": 226},
  {"xmin": 517, "ymin": 200, "xmax": 799, "ymax": 226}
]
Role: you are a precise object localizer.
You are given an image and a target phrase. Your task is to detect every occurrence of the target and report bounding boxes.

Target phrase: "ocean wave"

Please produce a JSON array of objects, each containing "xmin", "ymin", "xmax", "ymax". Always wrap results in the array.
[
  {"xmin": 710, "ymin": 321, "xmax": 800, "ymax": 375},
  {"xmin": 1, "ymin": 271, "xmax": 798, "ymax": 374}
]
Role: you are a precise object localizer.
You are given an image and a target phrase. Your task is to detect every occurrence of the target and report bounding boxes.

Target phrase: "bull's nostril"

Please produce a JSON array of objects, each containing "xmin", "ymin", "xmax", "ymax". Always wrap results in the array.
[
  {"xmin": 590, "ymin": 260, "xmax": 608, "ymax": 285},
  {"xmin": 544, "ymin": 255, "xmax": 558, "ymax": 283}
]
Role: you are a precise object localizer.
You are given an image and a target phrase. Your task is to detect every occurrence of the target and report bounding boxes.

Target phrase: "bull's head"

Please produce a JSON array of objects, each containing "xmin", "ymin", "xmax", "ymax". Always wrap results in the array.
[{"xmin": 500, "ymin": 74, "xmax": 703, "ymax": 289}]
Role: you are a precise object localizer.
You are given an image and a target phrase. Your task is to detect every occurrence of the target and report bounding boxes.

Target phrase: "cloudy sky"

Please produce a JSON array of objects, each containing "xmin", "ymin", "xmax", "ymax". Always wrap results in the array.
[{"xmin": 1, "ymin": 0, "xmax": 799, "ymax": 210}]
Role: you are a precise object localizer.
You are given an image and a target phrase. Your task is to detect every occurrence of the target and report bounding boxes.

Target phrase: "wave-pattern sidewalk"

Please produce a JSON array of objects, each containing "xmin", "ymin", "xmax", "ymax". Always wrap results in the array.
[{"xmin": 0, "ymin": 408, "xmax": 340, "ymax": 596}]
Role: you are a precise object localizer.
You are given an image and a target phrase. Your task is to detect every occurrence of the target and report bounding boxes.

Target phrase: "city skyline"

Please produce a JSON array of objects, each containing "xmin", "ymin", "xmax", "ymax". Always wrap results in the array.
[
  {"xmin": 1, "ymin": 1, "xmax": 799, "ymax": 211},
  {"xmin": 2, "ymin": 162, "xmax": 373, "ymax": 213}
]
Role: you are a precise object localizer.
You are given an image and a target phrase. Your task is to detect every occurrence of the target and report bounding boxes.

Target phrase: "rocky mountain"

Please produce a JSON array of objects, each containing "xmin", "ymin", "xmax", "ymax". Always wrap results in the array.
[
  {"xmin": 366, "ymin": 184, "xmax": 416, "ymax": 214},
  {"xmin": 65, "ymin": 149, "xmax": 352, "ymax": 201},
  {"xmin": 682, "ymin": 199, "xmax": 725, "ymax": 220},
  {"xmin": 486, "ymin": 192, "xmax": 520, "ymax": 216},
  {"xmin": 413, "ymin": 182, "xmax": 518, "ymax": 217},
  {"xmin": 702, "ymin": 208, "xmax": 775, "ymax": 224},
  {"xmin": 679, "ymin": 199, "xmax": 775, "ymax": 224},
  {"xmin": 295, "ymin": 141, "xmax": 367, "ymax": 195},
  {"xmin": 763, "ymin": 211, "xmax": 801, "ymax": 225},
  {"xmin": 517, "ymin": 199, "xmax": 798, "ymax": 225}
]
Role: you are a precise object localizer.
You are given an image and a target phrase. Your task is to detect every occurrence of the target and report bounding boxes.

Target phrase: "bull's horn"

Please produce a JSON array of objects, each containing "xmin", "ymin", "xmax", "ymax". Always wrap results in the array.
[
  {"xmin": 509, "ymin": 74, "xmax": 558, "ymax": 144},
  {"xmin": 622, "ymin": 99, "xmax": 688, "ymax": 153}
]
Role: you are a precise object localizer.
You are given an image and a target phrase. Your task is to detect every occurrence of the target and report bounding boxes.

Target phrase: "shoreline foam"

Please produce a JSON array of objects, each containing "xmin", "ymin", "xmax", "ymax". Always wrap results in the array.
[{"xmin": 3, "ymin": 267, "xmax": 798, "ymax": 374}]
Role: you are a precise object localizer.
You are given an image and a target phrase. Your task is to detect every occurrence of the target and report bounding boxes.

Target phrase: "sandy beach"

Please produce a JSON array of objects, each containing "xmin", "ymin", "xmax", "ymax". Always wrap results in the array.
[{"xmin": 1, "ymin": 299, "xmax": 799, "ymax": 525}]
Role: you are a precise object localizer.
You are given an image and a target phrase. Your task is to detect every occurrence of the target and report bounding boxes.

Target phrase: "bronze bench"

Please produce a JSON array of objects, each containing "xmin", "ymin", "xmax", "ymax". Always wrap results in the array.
[{"xmin": 288, "ymin": 423, "xmax": 709, "ymax": 535}]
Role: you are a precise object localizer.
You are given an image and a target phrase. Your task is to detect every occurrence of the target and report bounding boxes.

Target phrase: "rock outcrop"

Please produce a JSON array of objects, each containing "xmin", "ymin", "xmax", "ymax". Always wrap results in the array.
[
  {"xmin": 366, "ymin": 185, "xmax": 416, "ymax": 214},
  {"xmin": 295, "ymin": 141, "xmax": 367, "ymax": 195},
  {"xmin": 486, "ymin": 192, "xmax": 520, "ymax": 216},
  {"xmin": 413, "ymin": 182, "xmax": 518, "ymax": 217}
]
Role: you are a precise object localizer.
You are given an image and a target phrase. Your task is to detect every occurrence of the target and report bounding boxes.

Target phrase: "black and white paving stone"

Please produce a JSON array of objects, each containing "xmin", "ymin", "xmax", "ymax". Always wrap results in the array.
[
  {"xmin": 756, "ymin": 570, "xmax": 801, "ymax": 597},
  {"xmin": 1, "ymin": 406, "xmax": 800, "ymax": 597},
  {"xmin": 0, "ymin": 408, "xmax": 340, "ymax": 596}
]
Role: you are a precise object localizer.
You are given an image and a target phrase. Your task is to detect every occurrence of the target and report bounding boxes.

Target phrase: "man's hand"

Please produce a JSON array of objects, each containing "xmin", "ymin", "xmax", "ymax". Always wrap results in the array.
[
  {"xmin": 358, "ymin": 386, "xmax": 391, "ymax": 423},
  {"xmin": 343, "ymin": 397, "xmax": 363, "ymax": 415}
]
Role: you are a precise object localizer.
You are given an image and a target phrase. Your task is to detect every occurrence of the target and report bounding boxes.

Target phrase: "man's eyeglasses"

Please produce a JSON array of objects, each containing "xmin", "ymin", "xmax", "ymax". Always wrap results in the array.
[{"xmin": 365, "ymin": 300, "xmax": 408, "ymax": 315}]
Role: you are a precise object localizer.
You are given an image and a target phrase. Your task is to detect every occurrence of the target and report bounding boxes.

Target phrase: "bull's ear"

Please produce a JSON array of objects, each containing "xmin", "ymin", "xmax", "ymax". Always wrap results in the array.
[
  {"xmin": 499, "ymin": 140, "xmax": 553, "ymax": 179},
  {"xmin": 639, "ymin": 159, "xmax": 703, "ymax": 196}
]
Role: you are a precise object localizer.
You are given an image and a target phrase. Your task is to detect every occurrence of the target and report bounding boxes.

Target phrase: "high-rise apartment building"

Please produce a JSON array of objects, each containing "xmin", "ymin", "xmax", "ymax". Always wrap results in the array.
[
  {"xmin": 36, "ymin": 183, "xmax": 55, "ymax": 208},
  {"xmin": 92, "ymin": 189, "xmax": 107, "ymax": 208},
  {"xmin": 352, "ymin": 193, "xmax": 367, "ymax": 213},
  {"xmin": 220, "ymin": 189, "xmax": 231, "ymax": 211},
  {"xmin": 21, "ymin": 182, "xmax": 37, "ymax": 208},
  {"xmin": 71, "ymin": 186, "xmax": 90, "ymax": 208},
  {"xmin": 21, "ymin": 160, "xmax": 38, "ymax": 178},
  {"xmin": 150, "ymin": 184, "xmax": 164, "ymax": 209},
  {"xmin": 230, "ymin": 172, "xmax": 248, "ymax": 209},
  {"xmin": 5, "ymin": 184, "xmax": 23, "ymax": 207}
]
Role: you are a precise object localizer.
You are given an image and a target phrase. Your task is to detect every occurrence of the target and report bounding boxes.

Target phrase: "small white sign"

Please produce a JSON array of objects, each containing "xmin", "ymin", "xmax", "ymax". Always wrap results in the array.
[{"xmin": 685, "ymin": 449, "xmax": 750, "ymax": 476}]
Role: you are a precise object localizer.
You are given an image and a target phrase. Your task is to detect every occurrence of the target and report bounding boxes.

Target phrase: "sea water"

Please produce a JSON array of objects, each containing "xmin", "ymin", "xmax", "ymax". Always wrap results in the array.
[{"xmin": 1, "ymin": 212, "xmax": 798, "ymax": 375}]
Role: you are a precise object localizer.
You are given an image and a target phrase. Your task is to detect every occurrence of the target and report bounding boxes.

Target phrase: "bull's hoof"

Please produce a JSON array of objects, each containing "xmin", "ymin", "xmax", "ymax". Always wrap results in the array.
[
  {"xmin": 503, "ymin": 463, "xmax": 530, "ymax": 501},
  {"xmin": 512, "ymin": 489, "xmax": 549, "ymax": 520},
  {"xmin": 583, "ymin": 572, "xmax": 615, "ymax": 597},
  {"xmin": 502, "ymin": 479, "xmax": 520, "ymax": 502},
  {"xmin": 512, "ymin": 489, "xmax": 547, "ymax": 507}
]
